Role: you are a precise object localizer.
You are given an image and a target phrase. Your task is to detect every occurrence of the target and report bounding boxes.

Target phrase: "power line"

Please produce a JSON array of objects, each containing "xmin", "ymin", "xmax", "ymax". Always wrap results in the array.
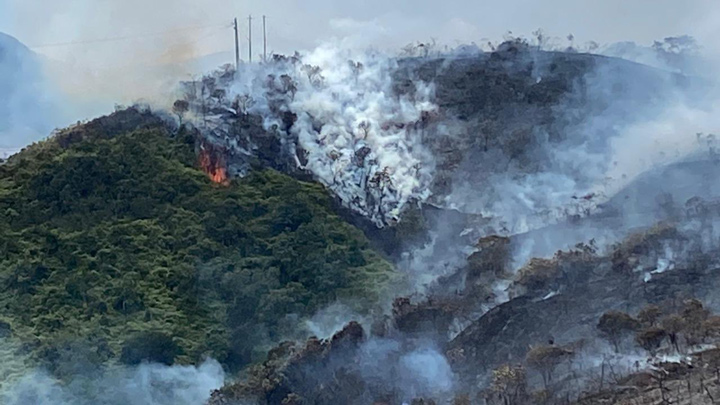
[
  {"xmin": 247, "ymin": 15, "xmax": 253, "ymax": 63},
  {"xmin": 233, "ymin": 18, "xmax": 240, "ymax": 69},
  {"xmin": 28, "ymin": 23, "xmax": 230, "ymax": 49},
  {"xmin": 263, "ymin": 15, "xmax": 267, "ymax": 63}
]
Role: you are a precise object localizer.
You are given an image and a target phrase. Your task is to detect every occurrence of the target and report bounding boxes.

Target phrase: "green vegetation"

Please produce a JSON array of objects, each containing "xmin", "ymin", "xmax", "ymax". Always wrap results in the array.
[{"xmin": 0, "ymin": 114, "xmax": 393, "ymax": 375}]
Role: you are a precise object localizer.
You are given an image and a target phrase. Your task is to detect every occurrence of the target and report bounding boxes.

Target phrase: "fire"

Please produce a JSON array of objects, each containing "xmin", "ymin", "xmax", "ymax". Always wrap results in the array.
[{"xmin": 198, "ymin": 144, "xmax": 229, "ymax": 185}]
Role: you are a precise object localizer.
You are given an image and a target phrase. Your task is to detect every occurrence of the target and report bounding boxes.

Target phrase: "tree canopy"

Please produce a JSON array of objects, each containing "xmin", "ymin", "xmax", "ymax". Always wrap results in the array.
[{"xmin": 0, "ymin": 116, "xmax": 393, "ymax": 375}]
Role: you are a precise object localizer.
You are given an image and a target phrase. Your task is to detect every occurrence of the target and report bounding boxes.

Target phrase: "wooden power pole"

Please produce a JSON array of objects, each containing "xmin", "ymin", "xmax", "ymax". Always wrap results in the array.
[
  {"xmin": 247, "ymin": 15, "xmax": 253, "ymax": 63},
  {"xmin": 233, "ymin": 18, "xmax": 240, "ymax": 70},
  {"xmin": 263, "ymin": 15, "xmax": 267, "ymax": 62}
]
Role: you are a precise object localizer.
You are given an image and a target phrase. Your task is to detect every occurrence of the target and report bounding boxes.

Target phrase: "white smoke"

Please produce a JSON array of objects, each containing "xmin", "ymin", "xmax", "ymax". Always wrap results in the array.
[
  {"xmin": 185, "ymin": 44, "xmax": 436, "ymax": 226},
  {"xmin": 1, "ymin": 360, "xmax": 224, "ymax": 405},
  {"xmin": 448, "ymin": 52, "xmax": 720, "ymax": 261},
  {"xmin": 358, "ymin": 339, "xmax": 455, "ymax": 402},
  {"xmin": 289, "ymin": 46, "xmax": 436, "ymax": 224},
  {"xmin": 304, "ymin": 302, "xmax": 367, "ymax": 339},
  {"xmin": 398, "ymin": 347, "xmax": 455, "ymax": 398},
  {"xmin": 600, "ymin": 36, "xmax": 707, "ymax": 77},
  {"xmin": 180, "ymin": 35, "xmax": 720, "ymax": 240}
]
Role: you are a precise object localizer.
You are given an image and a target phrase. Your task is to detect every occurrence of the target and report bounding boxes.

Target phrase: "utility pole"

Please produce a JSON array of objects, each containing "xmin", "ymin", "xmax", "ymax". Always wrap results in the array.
[
  {"xmin": 263, "ymin": 15, "xmax": 267, "ymax": 63},
  {"xmin": 247, "ymin": 15, "xmax": 253, "ymax": 63},
  {"xmin": 233, "ymin": 18, "xmax": 240, "ymax": 70}
]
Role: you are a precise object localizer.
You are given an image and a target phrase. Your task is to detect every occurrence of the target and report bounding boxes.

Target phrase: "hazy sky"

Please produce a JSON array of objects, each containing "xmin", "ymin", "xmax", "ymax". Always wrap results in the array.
[
  {"xmin": 1, "ymin": 0, "xmax": 719, "ymax": 136},
  {"xmin": 2, "ymin": 0, "xmax": 719, "ymax": 63}
]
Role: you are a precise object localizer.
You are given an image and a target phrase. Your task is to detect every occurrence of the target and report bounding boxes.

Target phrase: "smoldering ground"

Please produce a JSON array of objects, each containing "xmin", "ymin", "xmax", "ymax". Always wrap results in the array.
[{"xmin": 262, "ymin": 39, "xmax": 720, "ymax": 402}]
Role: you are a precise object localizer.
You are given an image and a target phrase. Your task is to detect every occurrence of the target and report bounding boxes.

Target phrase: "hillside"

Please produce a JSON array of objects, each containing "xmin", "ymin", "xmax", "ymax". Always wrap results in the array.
[
  {"xmin": 179, "ymin": 44, "xmax": 709, "ymax": 240},
  {"xmin": 1, "ymin": 42, "xmax": 718, "ymax": 405},
  {"xmin": 195, "ymin": 47, "xmax": 720, "ymax": 404},
  {"xmin": 206, "ymin": 207, "xmax": 720, "ymax": 404},
  {"xmin": 0, "ymin": 107, "xmax": 393, "ymax": 379}
]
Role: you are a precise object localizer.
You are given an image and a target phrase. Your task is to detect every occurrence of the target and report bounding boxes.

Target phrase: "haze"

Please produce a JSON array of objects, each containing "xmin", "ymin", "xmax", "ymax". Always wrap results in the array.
[
  {"xmin": 3, "ymin": 0, "xmax": 719, "ymax": 63},
  {"xmin": 1, "ymin": 0, "xmax": 719, "ymax": 147}
]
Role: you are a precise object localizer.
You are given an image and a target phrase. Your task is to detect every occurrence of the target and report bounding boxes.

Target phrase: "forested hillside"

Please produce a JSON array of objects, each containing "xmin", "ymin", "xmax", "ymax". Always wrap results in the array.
[{"xmin": 0, "ymin": 108, "xmax": 393, "ymax": 377}]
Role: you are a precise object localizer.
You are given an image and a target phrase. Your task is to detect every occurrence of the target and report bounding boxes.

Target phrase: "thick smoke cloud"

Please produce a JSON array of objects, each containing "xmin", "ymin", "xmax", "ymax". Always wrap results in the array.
[{"xmin": 187, "ymin": 46, "xmax": 436, "ymax": 225}]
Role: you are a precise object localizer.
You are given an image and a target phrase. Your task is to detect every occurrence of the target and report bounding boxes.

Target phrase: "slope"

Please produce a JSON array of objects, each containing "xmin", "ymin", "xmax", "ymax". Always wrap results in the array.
[{"xmin": 0, "ymin": 107, "xmax": 393, "ymax": 377}]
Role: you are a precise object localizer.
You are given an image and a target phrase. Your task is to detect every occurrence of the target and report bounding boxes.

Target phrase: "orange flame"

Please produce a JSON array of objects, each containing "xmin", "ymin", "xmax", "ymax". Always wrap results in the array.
[{"xmin": 198, "ymin": 144, "xmax": 229, "ymax": 185}]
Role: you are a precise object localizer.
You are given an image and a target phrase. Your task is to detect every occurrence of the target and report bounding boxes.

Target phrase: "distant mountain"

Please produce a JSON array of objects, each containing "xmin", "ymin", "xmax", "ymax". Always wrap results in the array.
[
  {"xmin": 0, "ymin": 32, "xmax": 60, "ymax": 149},
  {"xmin": 0, "ymin": 147, "xmax": 18, "ymax": 159}
]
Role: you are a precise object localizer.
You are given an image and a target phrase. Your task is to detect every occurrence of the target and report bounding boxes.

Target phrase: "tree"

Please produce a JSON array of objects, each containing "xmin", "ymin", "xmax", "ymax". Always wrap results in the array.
[
  {"xmin": 703, "ymin": 316, "xmax": 720, "ymax": 341},
  {"xmin": 172, "ymin": 99, "xmax": 189, "ymax": 126},
  {"xmin": 516, "ymin": 258, "xmax": 558, "ymax": 291},
  {"xmin": 212, "ymin": 88, "xmax": 227, "ymax": 103},
  {"xmin": 279, "ymin": 74, "xmax": 297, "ymax": 100},
  {"xmin": 662, "ymin": 314, "xmax": 685, "ymax": 352},
  {"xmin": 492, "ymin": 364, "xmax": 528, "ymax": 405},
  {"xmin": 650, "ymin": 35, "xmax": 699, "ymax": 74},
  {"xmin": 597, "ymin": 311, "xmax": 640, "ymax": 352},
  {"xmin": 348, "ymin": 60, "xmax": 363, "ymax": 79},
  {"xmin": 585, "ymin": 41, "xmax": 599, "ymax": 52},
  {"xmin": 0, "ymin": 118, "xmax": 395, "ymax": 375},
  {"xmin": 652, "ymin": 35, "xmax": 698, "ymax": 55},
  {"xmin": 526, "ymin": 345, "xmax": 574, "ymax": 389},
  {"xmin": 532, "ymin": 28, "xmax": 547, "ymax": 50},
  {"xmin": 233, "ymin": 94, "xmax": 256, "ymax": 116},
  {"xmin": 368, "ymin": 167, "xmax": 394, "ymax": 220},
  {"xmin": 638, "ymin": 305, "xmax": 663, "ymax": 327},
  {"xmin": 453, "ymin": 395, "xmax": 471, "ymax": 405},
  {"xmin": 682, "ymin": 299, "xmax": 709, "ymax": 346},
  {"xmin": 401, "ymin": 42, "xmax": 419, "ymax": 57},
  {"xmin": 566, "ymin": 34, "xmax": 575, "ymax": 52},
  {"xmin": 357, "ymin": 121, "xmax": 371, "ymax": 139},
  {"xmin": 636, "ymin": 327, "xmax": 666, "ymax": 357},
  {"xmin": 302, "ymin": 64, "xmax": 323, "ymax": 86}
]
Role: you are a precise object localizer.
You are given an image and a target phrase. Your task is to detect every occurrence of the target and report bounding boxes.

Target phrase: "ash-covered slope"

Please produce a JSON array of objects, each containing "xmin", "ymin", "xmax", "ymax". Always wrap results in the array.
[
  {"xmin": 203, "ymin": 45, "xmax": 720, "ymax": 405},
  {"xmin": 403, "ymin": 50, "xmax": 704, "ymax": 214},
  {"xmin": 209, "ymin": 195, "xmax": 720, "ymax": 405},
  {"xmin": 179, "ymin": 44, "xmax": 709, "ymax": 237},
  {"xmin": 504, "ymin": 153, "xmax": 720, "ymax": 266}
]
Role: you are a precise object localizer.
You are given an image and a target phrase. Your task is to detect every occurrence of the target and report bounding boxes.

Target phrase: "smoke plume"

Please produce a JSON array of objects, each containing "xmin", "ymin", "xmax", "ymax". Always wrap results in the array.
[{"xmin": 183, "ymin": 45, "xmax": 437, "ymax": 226}]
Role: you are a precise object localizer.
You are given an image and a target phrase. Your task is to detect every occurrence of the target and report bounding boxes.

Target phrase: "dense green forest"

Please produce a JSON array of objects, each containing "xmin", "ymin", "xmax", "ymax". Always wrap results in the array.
[{"xmin": 0, "ymin": 110, "xmax": 393, "ymax": 376}]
